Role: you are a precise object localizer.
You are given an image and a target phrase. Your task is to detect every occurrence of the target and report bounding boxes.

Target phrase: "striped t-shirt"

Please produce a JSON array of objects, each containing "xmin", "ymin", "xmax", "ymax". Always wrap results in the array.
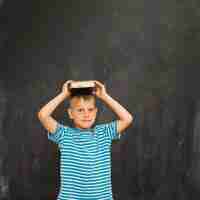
[{"xmin": 48, "ymin": 120, "xmax": 121, "ymax": 200}]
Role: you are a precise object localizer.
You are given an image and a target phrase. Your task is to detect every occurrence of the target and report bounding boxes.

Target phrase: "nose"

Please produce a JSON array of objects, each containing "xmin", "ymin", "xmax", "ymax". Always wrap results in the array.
[
  {"xmin": 82, "ymin": 109, "xmax": 89, "ymax": 117},
  {"xmin": 83, "ymin": 110, "xmax": 90, "ymax": 117}
]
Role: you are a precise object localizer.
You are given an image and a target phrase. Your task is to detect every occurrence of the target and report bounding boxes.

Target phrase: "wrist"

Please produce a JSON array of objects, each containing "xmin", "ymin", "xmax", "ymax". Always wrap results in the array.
[
  {"xmin": 60, "ymin": 92, "xmax": 70, "ymax": 100},
  {"xmin": 99, "ymin": 92, "xmax": 110, "ymax": 101}
]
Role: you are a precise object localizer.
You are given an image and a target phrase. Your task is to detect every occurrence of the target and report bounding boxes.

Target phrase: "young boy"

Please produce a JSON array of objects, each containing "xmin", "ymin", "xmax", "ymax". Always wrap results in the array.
[{"xmin": 37, "ymin": 80, "xmax": 133, "ymax": 200}]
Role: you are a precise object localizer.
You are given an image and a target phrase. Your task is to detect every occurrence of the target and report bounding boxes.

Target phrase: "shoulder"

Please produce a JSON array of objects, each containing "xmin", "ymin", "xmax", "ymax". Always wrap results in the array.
[
  {"xmin": 56, "ymin": 123, "xmax": 69, "ymax": 132},
  {"xmin": 50, "ymin": 123, "xmax": 76, "ymax": 136},
  {"xmin": 95, "ymin": 120, "xmax": 120, "ymax": 141},
  {"xmin": 94, "ymin": 120, "xmax": 117, "ymax": 131},
  {"xmin": 94, "ymin": 122, "xmax": 107, "ymax": 130}
]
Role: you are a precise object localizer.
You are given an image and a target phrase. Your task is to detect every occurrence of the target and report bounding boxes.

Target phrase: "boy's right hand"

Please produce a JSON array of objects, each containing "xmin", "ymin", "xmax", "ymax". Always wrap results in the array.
[{"xmin": 62, "ymin": 80, "xmax": 73, "ymax": 97}]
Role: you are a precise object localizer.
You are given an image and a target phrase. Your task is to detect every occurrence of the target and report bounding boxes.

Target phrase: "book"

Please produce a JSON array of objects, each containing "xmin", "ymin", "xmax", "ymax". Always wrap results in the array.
[
  {"xmin": 69, "ymin": 81, "xmax": 95, "ymax": 89},
  {"xmin": 69, "ymin": 81, "xmax": 95, "ymax": 96}
]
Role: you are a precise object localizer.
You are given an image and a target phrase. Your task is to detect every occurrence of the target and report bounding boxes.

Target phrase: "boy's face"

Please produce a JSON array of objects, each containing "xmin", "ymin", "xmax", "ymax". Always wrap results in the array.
[{"xmin": 67, "ymin": 97, "xmax": 98, "ymax": 129}]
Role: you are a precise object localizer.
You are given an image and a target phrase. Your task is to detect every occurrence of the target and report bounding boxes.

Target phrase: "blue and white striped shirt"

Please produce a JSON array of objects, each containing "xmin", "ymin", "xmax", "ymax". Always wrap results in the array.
[{"xmin": 48, "ymin": 120, "xmax": 121, "ymax": 200}]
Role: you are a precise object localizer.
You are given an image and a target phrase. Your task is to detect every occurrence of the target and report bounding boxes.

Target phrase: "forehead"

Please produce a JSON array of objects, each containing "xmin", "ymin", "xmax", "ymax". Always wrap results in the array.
[{"xmin": 69, "ymin": 96, "xmax": 96, "ymax": 108}]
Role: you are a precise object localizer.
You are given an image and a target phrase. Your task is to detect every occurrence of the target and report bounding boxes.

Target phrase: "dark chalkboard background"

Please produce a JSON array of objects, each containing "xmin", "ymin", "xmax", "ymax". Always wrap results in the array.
[{"xmin": 0, "ymin": 0, "xmax": 200, "ymax": 199}]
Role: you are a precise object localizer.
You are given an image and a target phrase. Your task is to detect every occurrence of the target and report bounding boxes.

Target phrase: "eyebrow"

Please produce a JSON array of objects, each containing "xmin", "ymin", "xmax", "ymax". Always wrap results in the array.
[{"xmin": 72, "ymin": 106, "xmax": 96, "ymax": 110}]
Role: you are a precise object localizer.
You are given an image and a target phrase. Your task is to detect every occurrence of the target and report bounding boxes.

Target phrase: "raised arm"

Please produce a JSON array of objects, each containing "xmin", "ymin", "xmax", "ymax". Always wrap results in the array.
[
  {"xmin": 94, "ymin": 80, "xmax": 133, "ymax": 134},
  {"xmin": 37, "ymin": 80, "xmax": 72, "ymax": 133}
]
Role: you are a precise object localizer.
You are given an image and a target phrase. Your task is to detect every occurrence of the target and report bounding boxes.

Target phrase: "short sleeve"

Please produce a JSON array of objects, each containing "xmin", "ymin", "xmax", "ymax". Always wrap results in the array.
[
  {"xmin": 104, "ymin": 120, "xmax": 121, "ymax": 141},
  {"xmin": 47, "ymin": 123, "xmax": 67, "ymax": 144}
]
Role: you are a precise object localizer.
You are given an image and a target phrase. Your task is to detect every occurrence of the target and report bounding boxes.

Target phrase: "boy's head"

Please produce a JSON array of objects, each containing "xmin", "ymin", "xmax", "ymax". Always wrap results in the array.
[{"xmin": 67, "ymin": 95, "xmax": 98, "ymax": 129}]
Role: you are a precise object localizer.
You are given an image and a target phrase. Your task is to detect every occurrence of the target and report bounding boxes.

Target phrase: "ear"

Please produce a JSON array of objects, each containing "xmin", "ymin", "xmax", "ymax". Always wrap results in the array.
[
  {"xmin": 95, "ymin": 107, "xmax": 98, "ymax": 114},
  {"xmin": 67, "ymin": 108, "xmax": 73, "ymax": 119}
]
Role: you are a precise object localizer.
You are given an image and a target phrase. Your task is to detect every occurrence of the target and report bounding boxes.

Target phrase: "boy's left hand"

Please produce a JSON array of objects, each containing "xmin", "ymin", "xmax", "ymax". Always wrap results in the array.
[{"xmin": 93, "ymin": 80, "xmax": 107, "ymax": 98}]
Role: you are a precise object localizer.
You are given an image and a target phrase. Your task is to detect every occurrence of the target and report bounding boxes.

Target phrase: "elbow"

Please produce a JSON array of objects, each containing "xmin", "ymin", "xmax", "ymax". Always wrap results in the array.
[
  {"xmin": 37, "ymin": 110, "xmax": 45, "ymax": 121},
  {"xmin": 37, "ymin": 111, "xmax": 42, "ymax": 120},
  {"xmin": 120, "ymin": 113, "xmax": 134, "ymax": 126},
  {"xmin": 127, "ymin": 114, "xmax": 134, "ymax": 125},
  {"xmin": 124, "ymin": 113, "xmax": 134, "ymax": 126}
]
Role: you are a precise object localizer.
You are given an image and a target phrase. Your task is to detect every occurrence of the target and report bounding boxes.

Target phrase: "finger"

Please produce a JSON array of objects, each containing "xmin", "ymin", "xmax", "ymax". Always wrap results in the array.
[
  {"xmin": 66, "ymin": 80, "xmax": 73, "ymax": 84},
  {"xmin": 94, "ymin": 80, "xmax": 104, "ymax": 87},
  {"xmin": 63, "ymin": 80, "xmax": 71, "ymax": 86},
  {"xmin": 65, "ymin": 80, "xmax": 74, "ymax": 88}
]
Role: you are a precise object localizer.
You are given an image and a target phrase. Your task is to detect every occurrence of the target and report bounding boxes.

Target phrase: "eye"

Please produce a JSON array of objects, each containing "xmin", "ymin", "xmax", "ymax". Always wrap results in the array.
[
  {"xmin": 88, "ymin": 108, "xmax": 94, "ymax": 112},
  {"xmin": 77, "ymin": 108, "xmax": 84, "ymax": 112}
]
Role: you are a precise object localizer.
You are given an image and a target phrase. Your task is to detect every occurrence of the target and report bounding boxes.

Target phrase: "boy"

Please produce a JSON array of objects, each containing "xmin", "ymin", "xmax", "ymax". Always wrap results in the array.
[{"xmin": 37, "ymin": 80, "xmax": 133, "ymax": 200}]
